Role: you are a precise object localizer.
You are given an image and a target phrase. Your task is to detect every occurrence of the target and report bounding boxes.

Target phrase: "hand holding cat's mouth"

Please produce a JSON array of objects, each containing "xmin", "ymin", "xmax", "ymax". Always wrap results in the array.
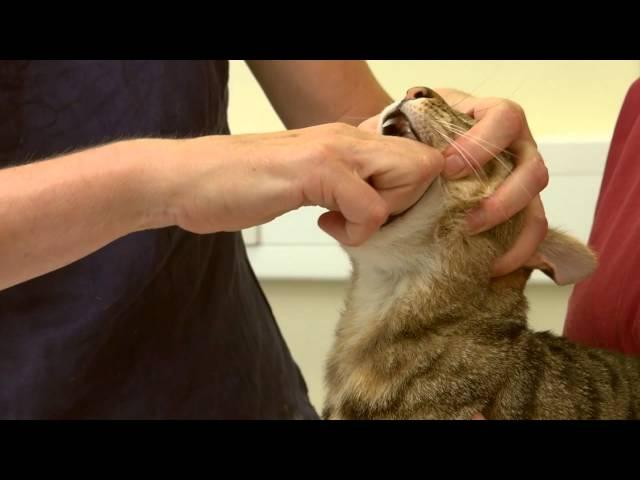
[
  {"xmin": 381, "ymin": 109, "xmax": 419, "ymax": 141},
  {"xmin": 379, "ymin": 109, "xmax": 428, "ymax": 228}
]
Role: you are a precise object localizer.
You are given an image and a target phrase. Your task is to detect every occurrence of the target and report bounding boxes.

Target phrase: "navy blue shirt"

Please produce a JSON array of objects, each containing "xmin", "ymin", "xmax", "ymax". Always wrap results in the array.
[{"xmin": 0, "ymin": 60, "xmax": 318, "ymax": 419}]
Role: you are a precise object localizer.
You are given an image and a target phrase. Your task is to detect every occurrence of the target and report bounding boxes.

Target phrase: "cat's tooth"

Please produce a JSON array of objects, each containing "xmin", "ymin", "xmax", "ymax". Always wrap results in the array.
[{"xmin": 382, "ymin": 118, "xmax": 396, "ymax": 129}]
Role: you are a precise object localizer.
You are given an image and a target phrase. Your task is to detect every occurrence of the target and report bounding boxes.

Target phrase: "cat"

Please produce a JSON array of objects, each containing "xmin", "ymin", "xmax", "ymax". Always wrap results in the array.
[{"xmin": 323, "ymin": 87, "xmax": 640, "ymax": 420}]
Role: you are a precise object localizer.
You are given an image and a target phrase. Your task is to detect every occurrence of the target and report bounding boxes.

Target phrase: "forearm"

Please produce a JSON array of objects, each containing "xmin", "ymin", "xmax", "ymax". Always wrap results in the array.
[
  {"xmin": 0, "ymin": 139, "xmax": 175, "ymax": 291},
  {"xmin": 246, "ymin": 60, "xmax": 393, "ymax": 128},
  {"xmin": 0, "ymin": 115, "xmax": 446, "ymax": 291}
]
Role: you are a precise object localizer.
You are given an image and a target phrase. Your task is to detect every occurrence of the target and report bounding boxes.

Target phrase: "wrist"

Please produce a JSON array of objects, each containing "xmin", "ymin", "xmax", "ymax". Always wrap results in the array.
[
  {"xmin": 135, "ymin": 132, "xmax": 307, "ymax": 234},
  {"xmin": 109, "ymin": 137, "xmax": 186, "ymax": 232}
]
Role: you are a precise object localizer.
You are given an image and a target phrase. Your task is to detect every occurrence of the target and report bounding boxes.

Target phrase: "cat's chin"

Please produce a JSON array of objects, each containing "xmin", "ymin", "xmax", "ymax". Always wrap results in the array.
[
  {"xmin": 381, "ymin": 209, "xmax": 408, "ymax": 228},
  {"xmin": 380, "ymin": 179, "xmax": 439, "ymax": 230}
]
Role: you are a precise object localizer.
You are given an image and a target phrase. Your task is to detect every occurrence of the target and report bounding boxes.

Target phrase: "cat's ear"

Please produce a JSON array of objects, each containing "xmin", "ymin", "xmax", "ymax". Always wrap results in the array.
[{"xmin": 524, "ymin": 229, "xmax": 597, "ymax": 285}]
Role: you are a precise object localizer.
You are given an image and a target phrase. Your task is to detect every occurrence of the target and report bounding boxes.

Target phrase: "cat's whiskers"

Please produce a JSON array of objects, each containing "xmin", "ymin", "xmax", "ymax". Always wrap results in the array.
[
  {"xmin": 433, "ymin": 125, "xmax": 514, "ymax": 226},
  {"xmin": 433, "ymin": 128, "xmax": 487, "ymax": 187},
  {"xmin": 438, "ymin": 120, "xmax": 534, "ymax": 200},
  {"xmin": 439, "ymin": 120, "xmax": 516, "ymax": 158}
]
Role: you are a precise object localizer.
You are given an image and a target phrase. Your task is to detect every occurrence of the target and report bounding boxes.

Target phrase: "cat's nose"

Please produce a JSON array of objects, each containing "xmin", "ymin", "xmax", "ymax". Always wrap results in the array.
[{"xmin": 405, "ymin": 87, "xmax": 435, "ymax": 100}]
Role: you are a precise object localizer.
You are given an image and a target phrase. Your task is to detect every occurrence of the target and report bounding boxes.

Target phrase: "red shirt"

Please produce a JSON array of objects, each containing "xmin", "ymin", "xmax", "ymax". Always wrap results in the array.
[{"xmin": 564, "ymin": 78, "xmax": 640, "ymax": 354}]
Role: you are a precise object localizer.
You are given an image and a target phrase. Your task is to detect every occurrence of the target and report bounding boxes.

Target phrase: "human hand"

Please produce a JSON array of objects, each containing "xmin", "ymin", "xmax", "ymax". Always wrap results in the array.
[
  {"xmin": 434, "ymin": 89, "xmax": 549, "ymax": 276},
  {"xmin": 162, "ymin": 124, "xmax": 445, "ymax": 245}
]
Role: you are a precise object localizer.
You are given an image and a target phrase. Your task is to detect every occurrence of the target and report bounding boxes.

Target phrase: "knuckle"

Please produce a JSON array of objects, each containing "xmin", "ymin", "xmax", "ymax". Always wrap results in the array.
[
  {"xmin": 369, "ymin": 202, "xmax": 389, "ymax": 226},
  {"xmin": 312, "ymin": 124, "xmax": 361, "ymax": 166},
  {"xmin": 412, "ymin": 148, "xmax": 445, "ymax": 183},
  {"xmin": 505, "ymin": 99, "xmax": 526, "ymax": 117},
  {"xmin": 483, "ymin": 197, "xmax": 510, "ymax": 224},
  {"xmin": 529, "ymin": 209, "xmax": 549, "ymax": 235},
  {"xmin": 532, "ymin": 154, "xmax": 550, "ymax": 191},
  {"xmin": 498, "ymin": 102, "xmax": 526, "ymax": 136},
  {"xmin": 314, "ymin": 139, "xmax": 340, "ymax": 165},
  {"xmin": 324, "ymin": 122, "xmax": 351, "ymax": 136},
  {"xmin": 429, "ymin": 150, "xmax": 446, "ymax": 172}
]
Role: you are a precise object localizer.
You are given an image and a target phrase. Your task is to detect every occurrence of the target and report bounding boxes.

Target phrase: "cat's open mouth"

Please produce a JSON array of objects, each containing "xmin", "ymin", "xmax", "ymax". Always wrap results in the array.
[
  {"xmin": 381, "ymin": 109, "xmax": 420, "ymax": 141},
  {"xmin": 380, "ymin": 109, "xmax": 421, "ymax": 228}
]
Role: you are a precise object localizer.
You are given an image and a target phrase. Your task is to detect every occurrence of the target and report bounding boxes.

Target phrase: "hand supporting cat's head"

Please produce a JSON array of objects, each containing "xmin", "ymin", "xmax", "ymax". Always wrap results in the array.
[{"xmin": 342, "ymin": 87, "xmax": 597, "ymax": 289}]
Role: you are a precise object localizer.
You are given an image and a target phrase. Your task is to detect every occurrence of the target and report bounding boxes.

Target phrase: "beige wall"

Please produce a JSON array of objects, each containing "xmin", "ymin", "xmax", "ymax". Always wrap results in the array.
[
  {"xmin": 228, "ymin": 61, "xmax": 640, "ymax": 413},
  {"xmin": 228, "ymin": 60, "xmax": 640, "ymax": 137}
]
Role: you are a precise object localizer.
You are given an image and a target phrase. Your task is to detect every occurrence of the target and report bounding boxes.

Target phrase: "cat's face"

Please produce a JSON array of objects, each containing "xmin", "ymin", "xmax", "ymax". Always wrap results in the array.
[
  {"xmin": 343, "ymin": 87, "xmax": 520, "ymax": 274},
  {"xmin": 344, "ymin": 87, "xmax": 596, "ymax": 287}
]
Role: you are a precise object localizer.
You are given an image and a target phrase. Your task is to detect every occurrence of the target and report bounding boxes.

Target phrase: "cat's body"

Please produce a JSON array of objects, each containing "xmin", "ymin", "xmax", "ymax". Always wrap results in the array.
[{"xmin": 323, "ymin": 87, "xmax": 640, "ymax": 420}]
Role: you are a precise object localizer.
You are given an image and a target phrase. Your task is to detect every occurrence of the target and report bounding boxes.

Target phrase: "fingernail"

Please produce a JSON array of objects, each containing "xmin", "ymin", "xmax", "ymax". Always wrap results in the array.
[
  {"xmin": 444, "ymin": 155, "xmax": 466, "ymax": 178},
  {"xmin": 466, "ymin": 208, "xmax": 487, "ymax": 235}
]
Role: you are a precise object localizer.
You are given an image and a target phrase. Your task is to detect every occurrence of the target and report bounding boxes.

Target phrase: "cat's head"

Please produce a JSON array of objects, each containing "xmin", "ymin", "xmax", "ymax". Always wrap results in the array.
[{"xmin": 343, "ymin": 87, "xmax": 596, "ymax": 288}]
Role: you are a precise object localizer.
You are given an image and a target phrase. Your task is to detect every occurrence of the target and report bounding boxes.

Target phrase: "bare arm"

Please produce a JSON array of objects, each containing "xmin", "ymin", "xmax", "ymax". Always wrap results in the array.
[
  {"xmin": 0, "ymin": 139, "xmax": 176, "ymax": 291},
  {"xmin": 246, "ymin": 60, "xmax": 392, "ymax": 128},
  {"xmin": 0, "ymin": 62, "xmax": 400, "ymax": 292},
  {"xmin": 0, "ymin": 126, "xmax": 444, "ymax": 291}
]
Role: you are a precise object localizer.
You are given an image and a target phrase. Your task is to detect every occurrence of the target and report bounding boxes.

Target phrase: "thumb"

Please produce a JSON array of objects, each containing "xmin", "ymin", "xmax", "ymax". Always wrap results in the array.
[
  {"xmin": 358, "ymin": 114, "xmax": 382, "ymax": 133},
  {"xmin": 315, "ymin": 173, "xmax": 388, "ymax": 246}
]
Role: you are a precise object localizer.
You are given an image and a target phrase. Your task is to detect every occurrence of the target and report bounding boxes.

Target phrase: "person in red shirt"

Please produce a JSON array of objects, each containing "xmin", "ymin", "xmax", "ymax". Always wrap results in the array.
[{"xmin": 564, "ymin": 78, "xmax": 640, "ymax": 354}]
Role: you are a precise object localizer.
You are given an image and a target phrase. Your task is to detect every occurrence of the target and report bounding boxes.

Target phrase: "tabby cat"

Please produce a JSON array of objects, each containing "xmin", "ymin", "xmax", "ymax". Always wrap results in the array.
[{"xmin": 323, "ymin": 87, "xmax": 640, "ymax": 420}]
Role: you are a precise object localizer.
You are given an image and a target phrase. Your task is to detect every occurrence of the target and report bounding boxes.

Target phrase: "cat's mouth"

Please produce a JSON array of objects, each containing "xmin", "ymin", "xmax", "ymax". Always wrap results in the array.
[
  {"xmin": 381, "ymin": 109, "xmax": 420, "ymax": 142},
  {"xmin": 380, "ymin": 109, "xmax": 421, "ymax": 228}
]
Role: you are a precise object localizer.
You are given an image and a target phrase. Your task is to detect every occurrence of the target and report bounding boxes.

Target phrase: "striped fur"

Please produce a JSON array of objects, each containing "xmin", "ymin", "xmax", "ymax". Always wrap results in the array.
[{"xmin": 323, "ymin": 88, "xmax": 640, "ymax": 420}]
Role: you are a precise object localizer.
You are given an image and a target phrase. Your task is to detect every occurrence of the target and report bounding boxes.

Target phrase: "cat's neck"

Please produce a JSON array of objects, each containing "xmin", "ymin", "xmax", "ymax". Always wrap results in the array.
[{"xmin": 342, "ymin": 257, "xmax": 529, "ymax": 342}]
